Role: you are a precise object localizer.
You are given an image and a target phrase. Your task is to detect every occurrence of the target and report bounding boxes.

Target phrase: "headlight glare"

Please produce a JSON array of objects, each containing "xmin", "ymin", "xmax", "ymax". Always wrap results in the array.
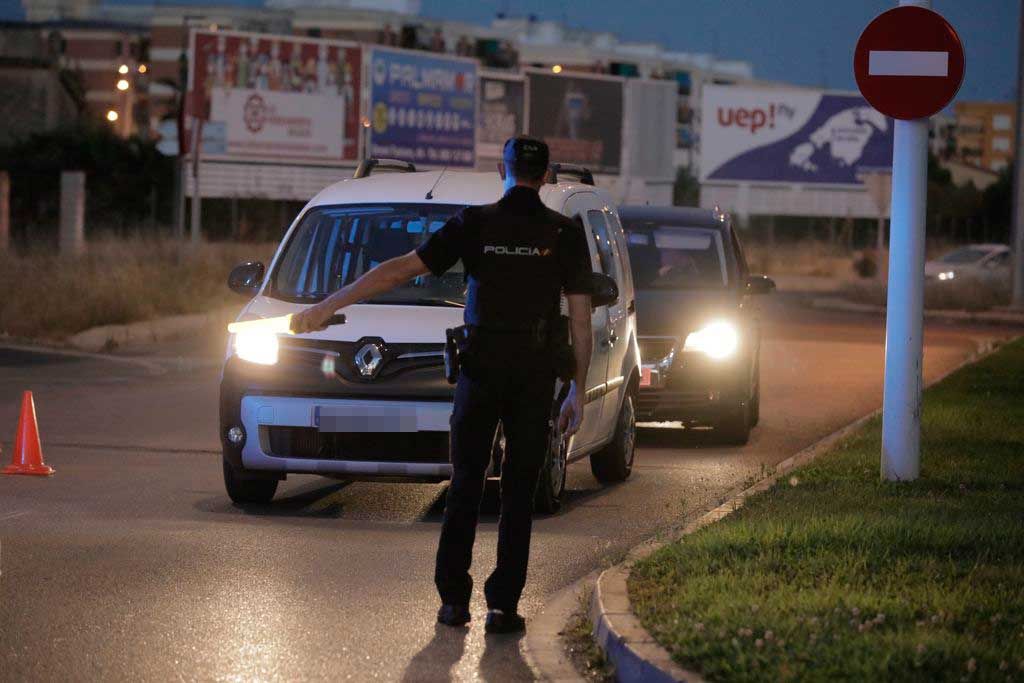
[
  {"xmin": 235, "ymin": 330, "xmax": 279, "ymax": 365},
  {"xmin": 683, "ymin": 321, "xmax": 739, "ymax": 360},
  {"xmin": 938, "ymin": 270, "xmax": 955, "ymax": 281}
]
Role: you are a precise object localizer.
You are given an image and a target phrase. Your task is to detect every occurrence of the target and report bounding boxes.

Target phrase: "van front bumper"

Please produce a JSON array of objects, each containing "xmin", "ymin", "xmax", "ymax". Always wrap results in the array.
[{"xmin": 226, "ymin": 394, "xmax": 454, "ymax": 479}]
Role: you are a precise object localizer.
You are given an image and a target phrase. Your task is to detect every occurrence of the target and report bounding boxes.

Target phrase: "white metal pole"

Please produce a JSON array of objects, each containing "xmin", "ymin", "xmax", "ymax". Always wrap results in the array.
[
  {"xmin": 881, "ymin": 0, "xmax": 932, "ymax": 481},
  {"xmin": 1010, "ymin": 0, "xmax": 1024, "ymax": 309},
  {"xmin": 882, "ymin": 0, "xmax": 931, "ymax": 481}
]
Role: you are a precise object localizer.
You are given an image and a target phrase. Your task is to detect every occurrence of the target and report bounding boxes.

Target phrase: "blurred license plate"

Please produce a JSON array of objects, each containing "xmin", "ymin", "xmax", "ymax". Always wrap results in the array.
[
  {"xmin": 640, "ymin": 367, "xmax": 653, "ymax": 387},
  {"xmin": 313, "ymin": 406, "xmax": 417, "ymax": 433}
]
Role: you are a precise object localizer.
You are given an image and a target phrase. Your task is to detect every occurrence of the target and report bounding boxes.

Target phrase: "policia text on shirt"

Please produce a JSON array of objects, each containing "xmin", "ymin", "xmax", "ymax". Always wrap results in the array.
[{"xmin": 291, "ymin": 136, "xmax": 593, "ymax": 634}]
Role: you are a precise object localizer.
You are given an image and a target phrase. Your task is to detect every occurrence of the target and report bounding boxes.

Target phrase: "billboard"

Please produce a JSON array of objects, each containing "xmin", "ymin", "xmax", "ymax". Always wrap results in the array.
[
  {"xmin": 368, "ymin": 47, "xmax": 477, "ymax": 168},
  {"xmin": 700, "ymin": 85, "xmax": 893, "ymax": 186},
  {"xmin": 188, "ymin": 30, "xmax": 362, "ymax": 163},
  {"xmin": 526, "ymin": 70, "xmax": 624, "ymax": 174},
  {"xmin": 477, "ymin": 72, "xmax": 525, "ymax": 162}
]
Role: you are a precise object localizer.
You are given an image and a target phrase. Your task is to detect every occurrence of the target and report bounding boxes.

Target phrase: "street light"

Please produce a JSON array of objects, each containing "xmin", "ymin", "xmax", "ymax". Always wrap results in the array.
[
  {"xmin": 137, "ymin": 64, "xmax": 147, "ymax": 74},
  {"xmin": 106, "ymin": 110, "xmax": 119, "ymax": 122},
  {"xmin": 116, "ymin": 79, "xmax": 130, "ymax": 91},
  {"xmin": 552, "ymin": 64, "xmax": 563, "ymax": 74},
  {"xmin": 118, "ymin": 64, "xmax": 129, "ymax": 74}
]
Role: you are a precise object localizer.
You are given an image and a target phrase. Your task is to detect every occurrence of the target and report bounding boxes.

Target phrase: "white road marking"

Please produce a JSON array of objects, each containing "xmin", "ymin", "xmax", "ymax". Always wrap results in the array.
[{"xmin": 868, "ymin": 50, "xmax": 949, "ymax": 77}]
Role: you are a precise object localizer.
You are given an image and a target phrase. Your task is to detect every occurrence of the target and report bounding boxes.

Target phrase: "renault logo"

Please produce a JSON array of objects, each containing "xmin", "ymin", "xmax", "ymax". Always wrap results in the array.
[{"xmin": 355, "ymin": 343, "xmax": 384, "ymax": 377}]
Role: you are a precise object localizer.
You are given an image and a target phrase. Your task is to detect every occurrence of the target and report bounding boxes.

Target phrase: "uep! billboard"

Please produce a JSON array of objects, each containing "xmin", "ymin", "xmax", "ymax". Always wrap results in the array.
[
  {"xmin": 188, "ymin": 30, "xmax": 361, "ymax": 163},
  {"xmin": 477, "ymin": 72, "xmax": 525, "ymax": 163},
  {"xmin": 369, "ymin": 47, "xmax": 477, "ymax": 168},
  {"xmin": 700, "ymin": 85, "xmax": 893, "ymax": 186},
  {"xmin": 526, "ymin": 70, "xmax": 623, "ymax": 174}
]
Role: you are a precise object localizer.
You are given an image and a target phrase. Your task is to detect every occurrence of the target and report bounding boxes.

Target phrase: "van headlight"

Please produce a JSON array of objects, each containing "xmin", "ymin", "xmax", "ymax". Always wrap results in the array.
[
  {"xmin": 234, "ymin": 330, "xmax": 280, "ymax": 365},
  {"xmin": 683, "ymin": 321, "xmax": 739, "ymax": 360}
]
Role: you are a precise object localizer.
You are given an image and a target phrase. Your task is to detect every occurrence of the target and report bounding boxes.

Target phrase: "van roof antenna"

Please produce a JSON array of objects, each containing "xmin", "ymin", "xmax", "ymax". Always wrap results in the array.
[{"xmin": 425, "ymin": 167, "xmax": 447, "ymax": 200}]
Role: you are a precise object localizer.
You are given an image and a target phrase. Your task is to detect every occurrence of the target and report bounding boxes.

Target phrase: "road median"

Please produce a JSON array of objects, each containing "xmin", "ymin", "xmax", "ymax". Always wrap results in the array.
[{"xmin": 595, "ymin": 337, "xmax": 1023, "ymax": 682}]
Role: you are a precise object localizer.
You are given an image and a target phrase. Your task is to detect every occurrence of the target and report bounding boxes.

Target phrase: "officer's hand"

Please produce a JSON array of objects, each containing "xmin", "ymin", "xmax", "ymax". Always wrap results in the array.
[
  {"xmin": 291, "ymin": 303, "xmax": 335, "ymax": 334},
  {"xmin": 558, "ymin": 382, "xmax": 583, "ymax": 438}
]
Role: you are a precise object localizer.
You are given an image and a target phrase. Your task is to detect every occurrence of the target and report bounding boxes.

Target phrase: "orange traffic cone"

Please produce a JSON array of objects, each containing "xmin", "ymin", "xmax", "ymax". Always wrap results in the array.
[{"xmin": 3, "ymin": 391, "xmax": 54, "ymax": 476}]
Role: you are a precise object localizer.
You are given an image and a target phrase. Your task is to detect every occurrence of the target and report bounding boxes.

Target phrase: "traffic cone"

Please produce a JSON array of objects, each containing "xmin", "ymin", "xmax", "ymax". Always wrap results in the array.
[{"xmin": 3, "ymin": 391, "xmax": 54, "ymax": 476}]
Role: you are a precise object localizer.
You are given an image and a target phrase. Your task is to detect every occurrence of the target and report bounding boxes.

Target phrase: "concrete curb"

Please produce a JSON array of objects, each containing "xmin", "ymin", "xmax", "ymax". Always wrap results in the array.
[
  {"xmin": 586, "ymin": 337, "xmax": 1005, "ymax": 683},
  {"xmin": 66, "ymin": 305, "xmax": 241, "ymax": 352},
  {"xmin": 811, "ymin": 296, "xmax": 1024, "ymax": 326}
]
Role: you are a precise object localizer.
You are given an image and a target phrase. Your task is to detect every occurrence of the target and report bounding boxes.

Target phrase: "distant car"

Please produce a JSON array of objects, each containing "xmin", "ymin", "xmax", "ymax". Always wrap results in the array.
[
  {"xmin": 924, "ymin": 244, "xmax": 1011, "ymax": 286},
  {"xmin": 617, "ymin": 205, "xmax": 775, "ymax": 445}
]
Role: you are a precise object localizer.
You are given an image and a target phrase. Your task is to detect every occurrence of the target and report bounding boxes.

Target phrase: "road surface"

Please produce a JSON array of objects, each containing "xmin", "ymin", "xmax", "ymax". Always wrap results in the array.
[{"xmin": 0, "ymin": 295, "xmax": 1017, "ymax": 681}]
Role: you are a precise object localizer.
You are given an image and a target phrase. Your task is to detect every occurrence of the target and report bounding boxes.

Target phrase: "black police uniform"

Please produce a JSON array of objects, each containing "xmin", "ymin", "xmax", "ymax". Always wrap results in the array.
[{"xmin": 416, "ymin": 185, "xmax": 591, "ymax": 614}]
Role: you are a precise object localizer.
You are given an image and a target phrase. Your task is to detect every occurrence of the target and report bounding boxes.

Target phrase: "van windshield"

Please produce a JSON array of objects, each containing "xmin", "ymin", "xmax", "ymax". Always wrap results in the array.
[
  {"xmin": 270, "ymin": 203, "xmax": 466, "ymax": 305},
  {"xmin": 623, "ymin": 225, "xmax": 729, "ymax": 290}
]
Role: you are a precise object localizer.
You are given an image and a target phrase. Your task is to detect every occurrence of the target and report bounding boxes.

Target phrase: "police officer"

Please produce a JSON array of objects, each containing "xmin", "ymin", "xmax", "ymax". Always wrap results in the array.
[{"xmin": 291, "ymin": 136, "xmax": 593, "ymax": 634}]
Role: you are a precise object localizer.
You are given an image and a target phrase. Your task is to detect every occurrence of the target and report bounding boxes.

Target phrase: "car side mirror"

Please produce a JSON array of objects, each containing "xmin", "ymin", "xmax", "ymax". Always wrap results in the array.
[
  {"xmin": 228, "ymin": 261, "xmax": 265, "ymax": 297},
  {"xmin": 589, "ymin": 272, "xmax": 619, "ymax": 308},
  {"xmin": 746, "ymin": 274, "xmax": 776, "ymax": 295}
]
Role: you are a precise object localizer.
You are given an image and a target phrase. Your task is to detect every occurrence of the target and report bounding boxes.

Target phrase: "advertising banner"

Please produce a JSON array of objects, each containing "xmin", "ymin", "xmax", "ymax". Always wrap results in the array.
[
  {"xmin": 700, "ymin": 85, "xmax": 893, "ymax": 186},
  {"xmin": 188, "ymin": 30, "xmax": 361, "ymax": 163},
  {"xmin": 477, "ymin": 73, "xmax": 525, "ymax": 161},
  {"xmin": 368, "ymin": 47, "xmax": 477, "ymax": 168},
  {"xmin": 526, "ymin": 70, "xmax": 623, "ymax": 174}
]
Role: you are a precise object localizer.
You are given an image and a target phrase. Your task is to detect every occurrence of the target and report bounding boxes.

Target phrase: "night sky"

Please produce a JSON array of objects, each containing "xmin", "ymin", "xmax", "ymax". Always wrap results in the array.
[{"xmin": 423, "ymin": 0, "xmax": 1016, "ymax": 103}]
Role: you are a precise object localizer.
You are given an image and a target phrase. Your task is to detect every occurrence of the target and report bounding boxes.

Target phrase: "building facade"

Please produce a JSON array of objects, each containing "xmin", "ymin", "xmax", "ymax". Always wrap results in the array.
[{"xmin": 953, "ymin": 101, "xmax": 1016, "ymax": 173}]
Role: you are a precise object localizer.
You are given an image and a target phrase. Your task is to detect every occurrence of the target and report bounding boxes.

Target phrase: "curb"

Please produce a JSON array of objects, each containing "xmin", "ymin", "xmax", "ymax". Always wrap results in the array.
[
  {"xmin": 586, "ymin": 337, "xmax": 1004, "ymax": 683},
  {"xmin": 811, "ymin": 296, "xmax": 1024, "ymax": 326},
  {"xmin": 66, "ymin": 305, "xmax": 241, "ymax": 352}
]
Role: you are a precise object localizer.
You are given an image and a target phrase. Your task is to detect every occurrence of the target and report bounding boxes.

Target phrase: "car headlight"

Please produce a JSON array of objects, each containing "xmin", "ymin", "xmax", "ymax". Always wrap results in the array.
[
  {"xmin": 234, "ymin": 330, "xmax": 279, "ymax": 365},
  {"xmin": 683, "ymin": 321, "xmax": 739, "ymax": 360},
  {"xmin": 937, "ymin": 270, "xmax": 955, "ymax": 281}
]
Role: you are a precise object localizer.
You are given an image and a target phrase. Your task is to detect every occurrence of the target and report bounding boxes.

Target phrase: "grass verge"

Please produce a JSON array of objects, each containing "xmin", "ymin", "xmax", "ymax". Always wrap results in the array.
[
  {"xmin": 629, "ymin": 337, "xmax": 1024, "ymax": 682},
  {"xmin": 0, "ymin": 239, "xmax": 275, "ymax": 340}
]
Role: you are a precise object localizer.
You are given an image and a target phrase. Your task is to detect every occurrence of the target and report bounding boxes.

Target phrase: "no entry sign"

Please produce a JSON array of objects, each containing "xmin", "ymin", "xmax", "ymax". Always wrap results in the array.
[{"xmin": 854, "ymin": 6, "xmax": 964, "ymax": 120}]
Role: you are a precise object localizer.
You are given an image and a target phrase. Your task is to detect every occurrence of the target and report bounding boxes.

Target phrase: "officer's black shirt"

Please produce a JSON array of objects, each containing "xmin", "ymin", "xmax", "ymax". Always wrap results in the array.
[{"xmin": 416, "ymin": 185, "xmax": 591, "ymax": 329}]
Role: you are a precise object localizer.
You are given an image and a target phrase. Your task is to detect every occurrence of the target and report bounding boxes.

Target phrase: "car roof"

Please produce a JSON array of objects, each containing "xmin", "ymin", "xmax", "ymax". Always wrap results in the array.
[
  {"xmin": 618, "ymin": 205, "xmax": 729, "ymax": 231},
  {"xmin": 307, "ymin": 170, "xmax": 606, "ymax": 211}
]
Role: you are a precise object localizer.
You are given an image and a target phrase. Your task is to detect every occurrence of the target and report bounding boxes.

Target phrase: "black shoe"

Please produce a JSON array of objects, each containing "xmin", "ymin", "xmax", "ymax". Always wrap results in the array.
[
  {"xmin": 484, "ymin": 609, "xmax": 526, "ymax": 634},
  {"xmin": 437, "ymin": 604, "xmax": 471, "ymax": 627}
]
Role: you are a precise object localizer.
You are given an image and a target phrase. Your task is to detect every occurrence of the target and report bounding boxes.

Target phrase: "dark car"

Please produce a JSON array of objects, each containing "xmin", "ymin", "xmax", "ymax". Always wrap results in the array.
[{"xmin": 617, "ymin": 205, "xmax": 775, "ymax": 444}]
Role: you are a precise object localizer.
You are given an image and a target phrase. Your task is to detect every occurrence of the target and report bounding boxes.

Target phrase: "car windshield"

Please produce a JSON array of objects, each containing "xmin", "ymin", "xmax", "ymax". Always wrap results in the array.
[
  {"xmin": 271, "ymin": 203, "xmax": 466, "ymax": 305},
  {"xmin": 623, "ymin": 225, "xmax": 729, "ymax": 289},
  {"xmin": 940, "ymin": 247, "xmax": 992, "ymax": 265}
]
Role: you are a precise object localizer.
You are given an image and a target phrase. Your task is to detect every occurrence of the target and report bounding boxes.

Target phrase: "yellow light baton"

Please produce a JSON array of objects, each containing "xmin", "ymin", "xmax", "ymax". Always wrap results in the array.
[{"xmin": 227, "ymin": 313, "xmax": 346, "ymax": 335}]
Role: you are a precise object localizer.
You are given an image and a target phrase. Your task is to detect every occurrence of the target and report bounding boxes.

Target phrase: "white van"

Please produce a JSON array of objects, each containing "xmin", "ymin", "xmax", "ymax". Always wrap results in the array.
[{"xmin": 219, "ymin": 161, "xmax": 641, "ymax": 512}]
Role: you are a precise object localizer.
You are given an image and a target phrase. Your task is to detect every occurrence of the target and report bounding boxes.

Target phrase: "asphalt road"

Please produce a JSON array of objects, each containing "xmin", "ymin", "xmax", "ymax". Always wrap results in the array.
[{"xmin": 0, "ymin": 295, "xmax": 1017, "ymax": 682}]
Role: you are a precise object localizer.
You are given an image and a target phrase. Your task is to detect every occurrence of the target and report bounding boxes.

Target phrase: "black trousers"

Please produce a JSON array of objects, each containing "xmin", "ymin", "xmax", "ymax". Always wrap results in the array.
[{"xmin": 434, "ymin": 350, "xmax": 555, "ymax": 612}]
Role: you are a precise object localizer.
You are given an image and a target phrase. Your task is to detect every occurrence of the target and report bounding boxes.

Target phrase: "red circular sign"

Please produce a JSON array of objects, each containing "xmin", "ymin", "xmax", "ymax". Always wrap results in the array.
[{"xmin": 854, "ymin": 6, "xmax": 964, "ymax": 120}]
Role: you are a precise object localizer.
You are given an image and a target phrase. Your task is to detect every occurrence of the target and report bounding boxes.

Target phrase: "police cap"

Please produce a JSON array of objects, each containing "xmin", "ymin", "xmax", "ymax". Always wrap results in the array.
[{"xmin": 502, "ymin": 135, "xmax": 549, "ymax": 180}]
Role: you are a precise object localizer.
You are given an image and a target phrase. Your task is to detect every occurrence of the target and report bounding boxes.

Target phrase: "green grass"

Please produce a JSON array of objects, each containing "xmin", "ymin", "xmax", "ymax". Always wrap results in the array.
[
  {"xmin": 0, "ymin": 239, "xmax": 276, "ymax": 340},
  {"xmin": 629, "ymin": 337, "xmax": 1024, "ymax": 682}
]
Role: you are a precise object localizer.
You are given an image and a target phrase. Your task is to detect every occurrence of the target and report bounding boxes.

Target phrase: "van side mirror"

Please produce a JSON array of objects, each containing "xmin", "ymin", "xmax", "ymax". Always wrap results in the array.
[
  {"xmin": 228, "ymin": 261, "xmax": 265, "ymax": 297},
  {"xmin": 589, "ymin": 272, "xmax": 619, "ymax": 308},
  {"xmin": 746, "ymin": 274, "xmax": 776, "ymax": 295}
]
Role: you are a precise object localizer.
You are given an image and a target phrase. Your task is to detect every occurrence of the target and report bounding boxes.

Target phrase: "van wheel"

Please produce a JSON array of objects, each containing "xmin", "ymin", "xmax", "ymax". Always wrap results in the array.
[
  {"xmin": 713, "ymin": 402, "xmax": 751, "ymax": 446},
  {"xmin": 590, "ymin": 392, "xmax": 636, "ymax": 483},
  {"xmin": 223, "ymin": 458, "xmax": 278, "ymax": 504},
  {"xmin": 534, "ymin": 420, "xmax": 568, "ymax": 514}
]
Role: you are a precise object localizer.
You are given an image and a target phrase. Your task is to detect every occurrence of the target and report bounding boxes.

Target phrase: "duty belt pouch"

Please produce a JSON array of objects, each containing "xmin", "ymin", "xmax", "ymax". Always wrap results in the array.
[{"xmin": 444, "ymin": 327, "xmax": 461, "ymax": 384}]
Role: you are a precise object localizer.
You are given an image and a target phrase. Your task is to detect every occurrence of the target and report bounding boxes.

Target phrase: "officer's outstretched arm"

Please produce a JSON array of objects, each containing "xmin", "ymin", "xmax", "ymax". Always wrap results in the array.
[
  {"xmin": 291, "ymin": 251, "xmax": 431, "ymax": 333},
  {"xmin": 559, "ymin": 293, "xmax": 592, "ymax": 437}
]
